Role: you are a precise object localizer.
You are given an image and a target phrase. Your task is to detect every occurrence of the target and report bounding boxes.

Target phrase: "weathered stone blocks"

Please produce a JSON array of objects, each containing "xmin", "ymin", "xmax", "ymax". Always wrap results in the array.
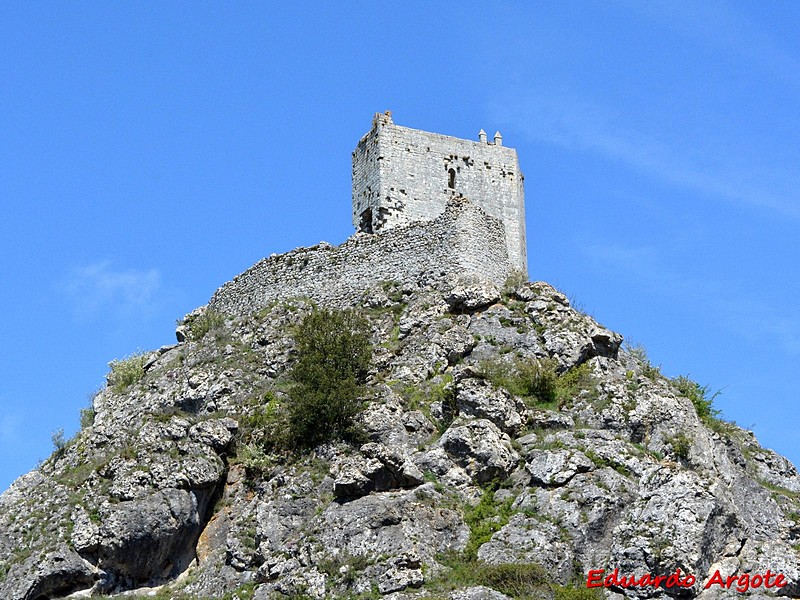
[
  {"xmin": 208, "ymin": 197, "xmax": 510, "ymax": 316},
  {"xmin": 352, "ymin": 113, "xmax": 527, "ymax": 274}
]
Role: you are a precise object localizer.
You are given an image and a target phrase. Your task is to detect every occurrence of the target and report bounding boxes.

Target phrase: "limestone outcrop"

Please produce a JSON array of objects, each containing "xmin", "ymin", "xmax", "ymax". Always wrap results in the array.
[{"xmin": 0, "ymin": 275, "xmax": 798, "ymax": 599}]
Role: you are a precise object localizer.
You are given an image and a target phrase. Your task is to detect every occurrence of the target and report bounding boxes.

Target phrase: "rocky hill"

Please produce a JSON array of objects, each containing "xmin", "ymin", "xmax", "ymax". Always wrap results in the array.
[{"xmin": 1, "ymin": 272, "xmax": 799, "ymax": 600}]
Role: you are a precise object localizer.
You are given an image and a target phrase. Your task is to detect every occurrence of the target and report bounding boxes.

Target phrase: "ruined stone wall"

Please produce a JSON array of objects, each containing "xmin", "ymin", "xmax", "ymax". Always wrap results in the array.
[
  {"xmin": 208, "ymin": 198, "xmax": 510, "ymax": 316},
  {"xmin": 352, "ymin": 114, "xmax": 527, "ymax": 275},
  {"xmin": 351, "ymin": 123, "xmax": 384, "ymax": 233}
]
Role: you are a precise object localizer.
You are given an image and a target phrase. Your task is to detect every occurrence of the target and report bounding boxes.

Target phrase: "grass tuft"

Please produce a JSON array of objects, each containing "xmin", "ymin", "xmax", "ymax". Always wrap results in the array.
[{"xmin": 107, "ymin": 352, "xmax": 149, "ymax": 393}]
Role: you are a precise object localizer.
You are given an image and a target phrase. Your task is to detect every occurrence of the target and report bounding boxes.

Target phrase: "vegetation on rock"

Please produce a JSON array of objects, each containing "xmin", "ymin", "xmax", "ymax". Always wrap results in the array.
[
  {"xmin": 462, "ymin": 485, "xmax": 515, "ymax": 559},
  {"xmin": 106, "ymin": 351, "xmax": 149, "ymax": 392},
  {"xmin": 672, "ymin": 374, "xmax": 721, "ymax": 421},
  {"xmin": 185, "ymin": 309, "xmax": 227, "ymax": 340},
  {"xmin": 479, "ymin": 357, "xmax": 596, "ymax": 408},
  {"xmin": 287, "ymin": 308, "xmax": 371, "ymax": 448},
  {"xmin": 2, "ymin": 280, "xmax": 798, "ymax": 600},
  {"xmin": 426, "ymin": 556, "xmax": 549, "ymax": 598}
]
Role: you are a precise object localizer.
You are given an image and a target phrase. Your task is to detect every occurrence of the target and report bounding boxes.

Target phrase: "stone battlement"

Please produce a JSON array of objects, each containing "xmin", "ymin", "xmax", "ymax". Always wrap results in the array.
[{"xmin": 208, "ymin": 197, "xmax": 510, "ymax": 315}]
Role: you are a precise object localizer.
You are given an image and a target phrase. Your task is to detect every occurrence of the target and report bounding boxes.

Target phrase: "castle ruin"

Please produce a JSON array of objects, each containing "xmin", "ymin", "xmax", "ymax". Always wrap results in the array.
[
  {"xmin": 208, "ymin": 114, "xmax": 527, "ymax": 315},
  {"xmin": 352, "ymin": 111, "xmax": 527, "ymax": 275}
]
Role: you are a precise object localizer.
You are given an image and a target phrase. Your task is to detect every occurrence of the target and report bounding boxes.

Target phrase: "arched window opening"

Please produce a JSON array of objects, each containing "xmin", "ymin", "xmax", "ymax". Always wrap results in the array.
[{"xmin": 448, "ymin": 168, "xmax": 456, "ymax": 189}]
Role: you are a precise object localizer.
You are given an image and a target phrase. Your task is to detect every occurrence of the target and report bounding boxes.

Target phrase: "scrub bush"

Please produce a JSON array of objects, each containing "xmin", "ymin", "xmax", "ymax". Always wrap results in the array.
[{"xmin": 287, "ymin": 308, "xmax": 371, "ymax": 448}]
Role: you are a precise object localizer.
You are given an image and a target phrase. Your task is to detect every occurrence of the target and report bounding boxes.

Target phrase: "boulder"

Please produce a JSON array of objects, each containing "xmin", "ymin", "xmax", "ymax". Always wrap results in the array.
[
  {"xmin": 332, "ymin": 443, "xmax": 424, "ymax": 498},
  {"xmin": 456, "ymin": 377, "xmax": 525, "ymax": 434},
  {"xmin": 319, "ymin": 487, "xmax": 469, "ymax": 564},
  {"xmin": 377, "ymin": 552, "xmax": 424, "ymax": 593},
  {"xmin": 450, "ymin": 586, "xmax": 513, "ymax": 600},
  {"xmin": 96, "ymin": 488, "xmax": 205, "ymax": 582},
  {"xmin": 6, "ymin": 548, "xmax": 96, "ymax": 600},
  {"xmin": 478, "ymin": 513, "xmax": 575, "ymax": 584},
  {"xmin": 444, "ymin": 277, "xmax": 501, "ymax": 312},
  {"xmin": 526, "ymin": 449, "xmax": 594, "ymax": 486},
  {"xmin": 440, "ymin": 418, "xmax": 519, "ymax": 484}
]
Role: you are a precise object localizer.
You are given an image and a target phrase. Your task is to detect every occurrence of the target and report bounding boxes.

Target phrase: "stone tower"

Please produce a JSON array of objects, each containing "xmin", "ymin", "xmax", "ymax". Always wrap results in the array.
[{"xmin": 352, "ymin": 111, "xmax": 527, "ymax": 275}]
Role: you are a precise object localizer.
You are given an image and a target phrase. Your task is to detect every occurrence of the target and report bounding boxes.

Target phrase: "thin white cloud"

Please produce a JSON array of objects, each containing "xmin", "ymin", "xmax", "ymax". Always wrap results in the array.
[
  {"xmin": 64, "ymin": 261, "xmax": 160, "ymax": 318},
  {"xmin": 588, "ymin": 242, "xmax": 800, "ymax": 355},
  {"xmin": 491, "ymin": 92, "xmax": 800, "ymax": 220},
  {"xmin": 619, "ymin": 0, "xmax": 800, "ymax": 87}
]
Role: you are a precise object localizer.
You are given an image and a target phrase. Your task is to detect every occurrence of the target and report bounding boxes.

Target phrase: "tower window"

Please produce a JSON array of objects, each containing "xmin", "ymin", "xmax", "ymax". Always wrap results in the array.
[
  {"xmin": 448, "ymin": 168, "xmax": 456, "ymax": 189},
  {"xmin": 359, "ymin": 208, "xmax": 374, "ymax": 234}
]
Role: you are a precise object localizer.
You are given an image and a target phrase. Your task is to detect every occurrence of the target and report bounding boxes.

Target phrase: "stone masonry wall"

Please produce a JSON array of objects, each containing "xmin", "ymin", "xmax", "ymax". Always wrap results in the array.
[
  {"xmin": 352, "ymin": 113, "xmax": 527, "ymax": 275},
  {"xmin": 208, "ymin": 197, "xmax": 510, "ymax": 316}
]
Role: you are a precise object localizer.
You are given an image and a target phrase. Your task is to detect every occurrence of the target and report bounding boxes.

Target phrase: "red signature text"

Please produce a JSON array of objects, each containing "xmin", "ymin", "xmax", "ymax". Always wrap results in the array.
[{"xmin": 586, "ymin": 568, "xmax": 788, "ymax": 593}]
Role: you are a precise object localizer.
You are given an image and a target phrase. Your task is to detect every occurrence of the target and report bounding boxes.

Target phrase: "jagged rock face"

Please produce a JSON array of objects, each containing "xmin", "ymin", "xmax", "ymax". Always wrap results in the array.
[{"xmin": 0, "ymin": 279, "xmax": 798, "ymax": 599}]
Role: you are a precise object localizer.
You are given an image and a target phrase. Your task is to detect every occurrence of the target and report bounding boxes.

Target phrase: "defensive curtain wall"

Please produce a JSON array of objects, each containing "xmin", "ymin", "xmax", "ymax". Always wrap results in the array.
[
  {"xmin": 352, "ymin": 112, "xmax": 527, "ymax": 275},
  {"xmin": 208, "ymin": 197, "xmax": 510, "ymax": 316}
]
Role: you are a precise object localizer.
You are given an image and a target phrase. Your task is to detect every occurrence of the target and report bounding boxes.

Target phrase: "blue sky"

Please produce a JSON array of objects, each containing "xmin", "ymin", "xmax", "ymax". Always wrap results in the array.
[{"xmin": 2, "ymin": 2, "xmax": 798, "ymax": 491}]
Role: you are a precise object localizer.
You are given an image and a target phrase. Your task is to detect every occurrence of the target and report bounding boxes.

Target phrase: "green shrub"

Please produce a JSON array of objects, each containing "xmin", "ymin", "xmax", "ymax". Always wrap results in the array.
[
  {"xmin": 287, "ymin": 308, "xmax": 371, "ymax": 448},
  {"xmin": 179, "ymin": 309, "xmax": 227, "ymax": 341},
  {"xmin": 380, "ymin": 280, "xmax": 407, "ymax": 305},
  {"xmin": 399, "ymin": 375, "xmax": 456, "ymax": 432},
  {"xmin": 554, "ymin": 585, "xmax": 605, "ymax": 600},
  {"xmin": 236, "ymin": 442, "xmax": 275, "ymax": 477},
  {"xmin": 625, "ymin": 343, "xmax": 661, "ymax": 380},
  {"xmin": 471, "ymin": 562, "xmax": 549, "ymax": 598},
  {"xmin": 556, "ymin": 362, "xmax": 597, "ymax": 406},
  {"xmin": 479, "ymin": 357, "xmax": 559, "ymax": 404},
  {"xmin": 704, "ymin": 415, "xmax": 739, "ymax": 438},
  {"xmin": 239, "ymin": 392, "xmax": 282, "ymax": 436},
  {"xmin": 235, "ymin": 391, "xmax": 291, "ymax": 472},
  {"xmin": 79, "ymin": 407, "xmax": 95, "ymax": 429},
  {"xmin": 668, "ymin": 432, "xmax": 692, "ymax": 460},
  {"xmin": 81, "ymin": 388, "xmax": 101, "ymax": 429},
  {"xmin": 672, "ymin": 375, "xmax": 721, "ymax": 420},
  {"xmin": 51, "ymin": 428, "xmax": 67, "ymax": 456},
  {"xmin": 429, "ymin": 554, "xmax": 549, "ymax": 598},
  {"xmin": 463, "ymin": 486, "xmax": 515, "ymax": 559},
  {"xmin": 107, "ymin": 352, "xmax": 148, "ymax": 392},
  {"xmin": 191, "ymin": 310, "xmax": 226, "ymax": 340},
  {"xmin": 318, "ymin": 552, "xmax": 372, "ymax": 585},
  {"xmin": 120, "ymin": 443, "xmax": 138, "ymax": 461},
  {"xmin": 480, "ymin": 357, "xmax": 596, "ymax": 408},
  {"xmin": 584, "ymin": 449, "xmax": 632, "ymax": 478}
]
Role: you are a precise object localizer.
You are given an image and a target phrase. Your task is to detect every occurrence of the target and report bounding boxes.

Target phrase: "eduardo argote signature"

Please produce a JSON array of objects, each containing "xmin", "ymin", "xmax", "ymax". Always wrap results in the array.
[{"xmin": 587, "ymin": 568, "xmax": 788, "ymax": 593}]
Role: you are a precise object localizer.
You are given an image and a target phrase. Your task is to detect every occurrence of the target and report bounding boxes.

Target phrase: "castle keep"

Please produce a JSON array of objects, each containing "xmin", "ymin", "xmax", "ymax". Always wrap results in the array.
[
  {"xmin": 352, "ymin": 112, "xmax": 527, "ymax": 275},
  {"xmin": 209, "ymin": 114, "xmax": 527, "ymax": 315}
]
